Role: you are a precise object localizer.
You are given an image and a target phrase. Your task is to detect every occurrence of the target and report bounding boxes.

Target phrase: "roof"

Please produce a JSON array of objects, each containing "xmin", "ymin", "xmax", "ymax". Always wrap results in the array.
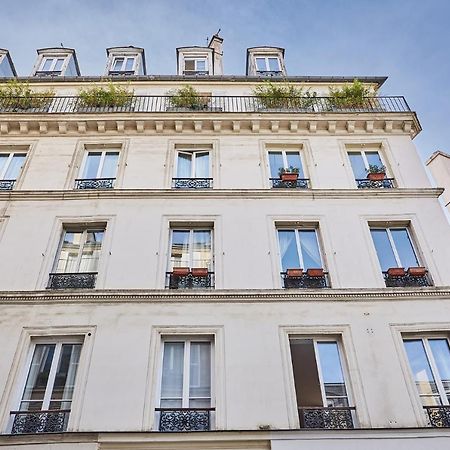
[
  {"xmin": 426, "ymin": 150, "xmax": 450, "ymax": 166},
  {"xmin": 0, "ymin": 48, "xmax": 17, "ymax": 76}
]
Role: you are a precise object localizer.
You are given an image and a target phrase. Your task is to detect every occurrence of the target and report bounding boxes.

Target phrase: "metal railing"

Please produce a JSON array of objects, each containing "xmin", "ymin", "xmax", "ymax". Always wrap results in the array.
[
  {"xmin": 34, "ymin": 71, "xmax": 63, "ymax": 77},
  {"xmin": 10, "ymin": 409, "xmax": 70, "ymax": 434},
  {"xmin": 270, "ymin": 178, "xmax": 309, "ymax": 189},
  {"xmin": 0, "ymin": 95, "xmax": 412, "ymax": 114},
  {"xmin": 281, "ymin": 271, "xmax": 330, "ymax": 289},
  {"xmin": 47, "ymin": 272, "xmax": 97, "ymax": 289},
  {"xmin": 108, "ymin": 70, "xmax": 136, "ymax": 76},
  {"xmin": 424, "ymin": 405, "xmax": 450, "ymax": 428},
  {"xmin": 182, "ymin": 70, "xmax": 209, "ymax": 76},
  {"xmin": 74, "ymin": 178, "xmax": 115, "ymax": 190},
  {"xmin": 172, "ymin": 178, "xmax": 213, "ymax": 189},
  {"xmin": 156, "ymin": 407, "xmax": 214, "ymax": 432},
  {"xmin": 166, "ymin": 271, "xmax": 214, "ymax": 289},
  {"xmin": 298, "ymin": 406, "xmax": 356, "ymax": 429},
  {"xmin": 356, "ymin": 178, "xmax": 395, "ymax": 189},
  {"xmin": 0, "ymin": 179, "xmax": 16, "ymax": 190},
  {"xmin": 383, "ymin": 270, "xmax": 432, "ymax": 288}
]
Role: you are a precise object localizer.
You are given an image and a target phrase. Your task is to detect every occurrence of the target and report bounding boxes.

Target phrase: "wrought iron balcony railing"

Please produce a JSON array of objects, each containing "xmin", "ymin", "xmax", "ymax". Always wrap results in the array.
[
  {"xmin": 74, "ymin": 178, "xmax": 115, "ymax": 189},
  {"xmin": 270, "ymin": 178, "xmax": 309, "ymax": 189},
  {"xmin": 47, "ymin": 272, "xmax": 97, "ymax": 289},
  {"xmin": 10, "ymin": 409, "xmax": 70, "ymax": 434},
  {"xmin": 383, "ymin": 270, "xmax": 432, "ymax": 288},
  {"xmin": 356, "ymin": 178, "xmax": 395, "ymax": 189},
  {"xmin": 0, "ymin": 95, "xmax": 412, "ymax": 114},
  {"xmin": 166, "ymin": 271, "xmax": 214, "ymax": 289},
  {"xmin": 172, "ymin": 178, "xmax": 213, "ymax": 189},
  {"xmin": 34, "ymin": 71, "xmax": 63, "ymax": 77},
  {"xmin": 298, "ymin": 406, "xmax": 356, "ymax": 429},
  {"xmin": 156, "ymin": 407, "xmax": 214, "ymax": 432},
  {"xmin": 281, "ymin": 271, "xmax": 330, "ymax": 289},
  {"xmin": 424, "ymin": 405, "xmax": 450, "ymax": 428},
  {"xmin": 0, "ymin": 179, "xmax": 16, "ymax": 190}
]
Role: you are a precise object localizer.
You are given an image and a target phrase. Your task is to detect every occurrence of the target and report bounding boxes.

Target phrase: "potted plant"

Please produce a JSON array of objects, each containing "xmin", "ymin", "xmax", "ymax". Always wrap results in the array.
[
  {"xmin": 407, "ymin": 266, "xmax": 427, "ymax": 277},
  {"xmin": 306, "ymin": 268, "xmax": 325, "ymax": 277},
  {"xmin": 253, "ymin": 81, "xmax": 317, "ymax": 110},
  {"xmin": 191, "ymin": 267, "xmax": 208, "ymax": 277},
  {"xmin": 172, "ymin": 267, "xmax": 190, "ymax": 276},
  {"xmin": 367, "ymin": 164, "xmax": 386, "ymax": 181},
  {"xmin": 78, "ymin": 82, "xmax": 134, "ymax": 110},
  {"xmin": 279, "ymin": 166, "xmax": 300, "ymax": 182},
  {"xmin": 0, "ymin": 80, "xmax": 54, "ymax": 111},
  {"xmin": 167, "ymin": 85, "xmax": 206, "ymax": 110},
  {"xmin": 387, "ymin": 267, "xmax": 406, "ymax": 277},
  {"xmin": 328, "ymin": 79, "xmax": 375, "ymax": 109},
  {"xmin": 286, "ymin": 268, "xmax": 303, "ymax": 277}
]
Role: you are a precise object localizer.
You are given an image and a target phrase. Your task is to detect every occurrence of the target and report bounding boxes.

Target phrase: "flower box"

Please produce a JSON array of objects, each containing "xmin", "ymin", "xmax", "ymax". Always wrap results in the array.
[
  {"xmin": 407, "ymin": 266, "xmax": 427, "ymax": 277},
  {"xmin": 306, "ymin": 268, "xmax": 324, "ymax": 277},
  {"xmin": 281, "ymin": 173, "xmax": 299, "ymax": 182},
  {"xmin": 367, "ymin": 172, "xmax": 386, "ymax": 181},
  {"xmin": 172, "ymin": 267, "xmax": 190, "ymax": 276},
  {"xmin": 286, "ymin": 268, "xmax": 303, "ymax": 277},
  {"xmin": 387, "ymin": 267, "xmax": 406, "ymax": 277},
  {"xmin": 191, "ymin": 267, "xmax": 209, "ymax": 277}
]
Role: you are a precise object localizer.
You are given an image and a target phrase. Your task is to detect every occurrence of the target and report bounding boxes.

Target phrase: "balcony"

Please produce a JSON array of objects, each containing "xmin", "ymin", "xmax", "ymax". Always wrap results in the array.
[
  {"xmin": 424, "ymin": 405, "xmax": 450, "ymax": 428},
  {"xmin": 47, "ymin": 272, "xmax": 97, "ymax": 289},
  {"xmin": 172, "ymin": 178, "xmax": 213, "ymax": 189},
  {"xmin": 356, "ymin": 178, "xmax": 395, "ymax": 189},
  {"xmin": 0, "ymin": 179, "xmax": 15, "ymax": 190},
  {"xmin": 10, "ymin": 409, "xmax": 70, "ymax": 434},
  {"xmin": 74, "ymin": 178, "xmax": 115, "ymax": 189},
  {"xmin": 270, "ymin": 178, "xmax": 309, "ymax": 189},
  {"xmin": 156, "ymin": 407, "xmax": 214, "ymax": 432},
  {"xmin": 166, "ymin": 269, "xmax": 214, "ymax": 289},
  {"xmin": 383, "ymin": 267, "xmax": 432, "ymax": 287},
  {"xmin": 281, "ymin": 269, "xmax": 330, "ymax": 289},
  {"xmin": 298, "ymin": 406, "xmax": 356, "ymax": 429}
]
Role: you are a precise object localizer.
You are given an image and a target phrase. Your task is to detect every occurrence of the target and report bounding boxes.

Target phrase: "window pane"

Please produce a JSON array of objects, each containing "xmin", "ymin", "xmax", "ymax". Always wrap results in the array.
[
  {"xmin": 268, "ymin": 57, "xmax": 280, "ymax": 71},
  {"xmin": 268, "ymin": 152, "xmax": 284, "ymax": 178},
  {"xmin": 194, "ymin": 152, "xmax": 210, "ymax": 178},
  {"xmin": 404, "ymin": 339, "xmax": 441, "ymax": 405},
  {"xmin": 83, "ymin": 152, "xmax": 101, "ymax": 179},
  {"xmin": 41, "ymin": 58, "xmax": 53, "ymax": 71},
  {"xmin": 101, "ymin": 152, "xmax": 119, "ymax": 178},
  {"xmin": 0, "ymin": 154, "xmax": 9, "ymax": 176},
  {"xmin": 286, "ymin": 152, "xmax": 304, "ymax": 178},
  {"xmin": 4, "ymin": 154, "xmax": 26, "ymax": 180},
  {"xmin": 391, "ymin": 229, "xmax": 419, "ymax": 268},
  {"xmin": 112, "ymin": 58, "xmax": 124, "ymax": 71},
  {"xmin": 20, "ymin": 344, "xmax": 56, "ymax": 411},
  {"xmin": 56, "ymin": 231, "xmax": 82, "ymax": 273},
  {"xmin": 348, "ymin": 152, "xmax": 367, "ymax": 179},
  {"xmin": 171, "ymin": 231, "xmax": 190, "ymax": 268},
  {"xmin": 196, "ymin": 59, "xmax": 207, "ymax": 71},
  {"xmin": 184, "ymin": 59, "xmax": 195, "ymax": 71},
  {"xmin": 317, "ymin": 342, "xmax": 349, "ymax": 407},
  {"xmin": 255, "ymin": 57, "xmax": 266, "ymax": 71},
  {"xmin": 192, "ymin": 230, "xmax": 212, "ymax": 268},
  {"xmin": 125, "ymin": 57, "xmax": 135, "ymax": 71},
  {"xmin": 189, "ymin": 342, "xmax": 211, "ymax": 405},
  {"xmin": 366, "ymin": 151, "xmax": 383, "ymax": 169},
  {"xmin": 54, "ymin": 58, "xmax": 64, "ymax": 72},
  {"xmin": 429, "ymin": 339, "xmax": 450, "ymax": 402},
  {"xmin": 370, "ymin": 229, "xmax": 397, "ymax": 271},
  {"xmin": 160, "ymin": 342, "xmax": 184, "ymax": 407},
  {"xmin": 79, "ymin": 230, "xmax": 104, "ymax": 272},
  {"xmin": 177, "ymin": 152, "xmax": 192, "ymax": 178},
  {"xmin": 49, "ymin": 344, "xmax": 81, "ymax": 410},
  {"xmin": 299, "ymin": 230, "xmax": 322, "ymax": 269},
  {"xmin": 278, "ymin": 230, "xmax": 300, "ymax": 271}
]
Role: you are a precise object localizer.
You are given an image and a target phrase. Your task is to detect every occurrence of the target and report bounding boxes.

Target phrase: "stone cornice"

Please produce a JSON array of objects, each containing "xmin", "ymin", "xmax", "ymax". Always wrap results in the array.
[
  {"xmin": 0, "ymin": 188, "xmax": 442, "ymax": 202},
  {"xmin": 0, "ymin": 287, "xmax": 449, "ymax": 305}
]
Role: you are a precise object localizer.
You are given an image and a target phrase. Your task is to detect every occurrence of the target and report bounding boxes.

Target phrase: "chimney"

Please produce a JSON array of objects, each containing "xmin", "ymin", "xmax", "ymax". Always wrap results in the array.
[{"xmin": 208, "ymin": 32, "xmax": 223, "ymax": 75}]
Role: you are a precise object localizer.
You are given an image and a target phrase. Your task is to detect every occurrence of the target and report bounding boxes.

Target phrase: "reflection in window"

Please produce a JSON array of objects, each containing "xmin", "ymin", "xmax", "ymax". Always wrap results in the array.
[
  {"xmin": 170, "ymin": 229, "xmax": 213, "ymax": 270},
  {"xmin": 81, "ymin": 151, "xmax": 119, "ymax": 180},
  {"xmin": 278, "ymin": 229, "xmax": 322, "ymax": 271}
]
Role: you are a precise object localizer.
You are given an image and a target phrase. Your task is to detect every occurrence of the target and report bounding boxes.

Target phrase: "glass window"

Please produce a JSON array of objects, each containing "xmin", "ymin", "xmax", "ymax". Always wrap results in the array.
[
  {"xmin": 268, "ymin": 150, "xmax": 304, "ymax": 179},
  {"xmin": 169, "ymin": 229, "xmax": 213, "ymax": 270},
  {"xmin": 370, "ymin": 227, "xmax": 420, "ymax": 271},
  {"xmin": 39, "ymin": 57, "xmax": 65, "ymax": 72},
  {"xmin": 175, "ymin": 150, "xmax": 210, "ymax": 178},
  {"xmin": 255, "ymin": 56, "xmax": 281, "ymax": 72},
  {"xmin": 348, "ymin": 150, "xmax": 384, "ymax": 180},
  {"xmin": 111, "ymin": 56, "xmax": 135, "ymax": 72},
  {"xmin": 81, "ymin": 151, "xmax": 119, "ymax": 180},
  {"xmin": 184, "ymin": 57, "xmax": 208, "ymax": 73},
  {"xmin": 0, "ymin": 153, "xmax": 26, "ymax": 181}
]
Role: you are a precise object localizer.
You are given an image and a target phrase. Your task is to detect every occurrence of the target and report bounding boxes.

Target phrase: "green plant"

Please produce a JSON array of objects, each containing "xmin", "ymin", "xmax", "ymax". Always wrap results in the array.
[
  {"xmin": 367, "ymin": 164, "xmax": 386, "ymax": 174},
  {"xmin": 253, "ymin": 81, "xmax": 317, "ymax": 109},
  {"xmin": 328, "ymin": 79, "xmax": 375, "ymax": 108},
  {"xmin": 0, "ymin": 80, "xmax": 54, "ymax": 110},
  {"xmin": 78, "ymin": 82, "xmax": 134, "ymax": 108},
  {"xmin": 279, "ymin": 166, "xmax": 300, "ymax": 176},
  {"xmin": 167, "ymin": 85, "xmax": 205, "ymax": 109}
]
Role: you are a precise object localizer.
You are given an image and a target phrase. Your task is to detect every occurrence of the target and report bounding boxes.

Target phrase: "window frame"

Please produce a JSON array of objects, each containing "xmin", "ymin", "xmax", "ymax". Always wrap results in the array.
[
  {"xmin": 79, "ymin": 150, "xmax": 120, "ymax": 180},
  {"xmin": 111, "ymin": 55, "xmax": 136, "ymax": 72},
  {"xmin": 255, "ymin": 55, "xmax": 281, "ymax": 72},
  {"xmin": 267, "ymin": 149, "xmax": 306, "ymax": 179},
  {"xmin": 174, "ymin": 149, "xmax": 212, "ymax": 179},
  {"xmin": 183, "ymin": 56, "xmax": 209, "ymax": 73},
  {"xmin": 39, "ymin": 56, "xmax": 66, "ymax": 73},
  {"xmin": 0, "ymin": 152, "xmax": 27, "ymax": 181}
]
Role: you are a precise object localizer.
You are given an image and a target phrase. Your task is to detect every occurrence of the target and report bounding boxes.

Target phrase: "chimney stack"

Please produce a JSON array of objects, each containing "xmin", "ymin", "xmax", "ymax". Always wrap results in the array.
[{"xmin": 208, "ymin": 32, "xmax": 223, "ymax": 75}]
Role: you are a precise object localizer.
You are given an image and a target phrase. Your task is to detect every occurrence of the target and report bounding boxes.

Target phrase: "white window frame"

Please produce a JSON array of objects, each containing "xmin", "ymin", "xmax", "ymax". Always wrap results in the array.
[
  {"xmin": 348, "ymin": 149, "xmax": 387, "ymax": 179},
  {"xmin": 268, "ymin": 150, "xmax": 305, "ymax": 177},
  {"xmin": 255, "ymin": 55, "xmax": 281, "ymax": 72},
  {"xmin": 39, "ymin": 57, "xmax": 66, "ymax": 72},
  {"xmin": 79, "ymin": 150, "xmax": 120, "ymax": 180},
  {"xmin": 111, "ymin": 56, "xmax": 136, "ymax": 72},
  {"xmin": 183, "ymin": 56, "xmax": 208, "ymax": 73},
  {"xmin": 174, "ymin": 149, "xmax": 211, "ymax": 179},
  {"xmin": 0, "ymin": 152, "xmax": 27, "ymax": 180}
]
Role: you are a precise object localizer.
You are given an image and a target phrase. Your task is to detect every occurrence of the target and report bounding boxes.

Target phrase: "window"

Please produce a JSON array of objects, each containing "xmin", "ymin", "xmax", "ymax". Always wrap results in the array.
[
  {"xmin": 183, "ymin": 57, "xmax": 208, "ymax": 75},
  {"xmin": 10, "ymin": 339, "xmax": 83, "ymax": 434},
  {"xmin": 290, "ymin": 338, "xmax": 355, "ymax": 429},
  {"xmin": 255, "ymin": 55, "xmax": 281, "ymax": 73},
  {"xmin": 268, "ymin": 150, "xmax": 308, "ymax": 188},
  {"xmin": 370, "ymin": 226, "xmax": 430, "ymax": 286},
  {"xmin": 110, "ymin": 56, "xmax": 135, "ymax": 73},
  {"xmin": 167, "ymin": 228, "xmax": 214, "ymax": 289},
  {"xmin": 75, "ymin": 150, "xmax": 119, "ymax": 189},
  {"xmin": 348, "ymin": 149, "xmax": 393, "ymax": 188},
  {"xmin": 0, "ymin": 152, "xmax": 26, "ymax": 190},
  {"xmin": 403, "ymin": 336, "xmax": 450, "ymax": 427},
  {"xmin": 48, "ymin": 227, "xmax": 105, "ymax": 289},
  {"xmin": 157, "ymin": 337, "xmax": 214, "ymax": 431},
  {"xmin": 173, "ymin": 149, "xmax": 212, "ymax": 189},
  {"xmin": 38, "ymin": 57, "xmax": 65, "ymax": 74},
  {"xmin": 277, "ymin": 227, "xmax": 328, "ymax": 288}
]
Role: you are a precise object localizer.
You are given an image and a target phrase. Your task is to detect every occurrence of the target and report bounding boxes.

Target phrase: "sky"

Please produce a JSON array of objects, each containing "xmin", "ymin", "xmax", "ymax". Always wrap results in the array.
[{"xmin": 1, "ymin": 0, "xmax": 450, "ymax": 163}]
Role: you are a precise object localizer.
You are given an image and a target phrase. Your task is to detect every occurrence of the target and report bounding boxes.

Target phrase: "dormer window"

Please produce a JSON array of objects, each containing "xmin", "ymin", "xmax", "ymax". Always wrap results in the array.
[
  {"xmin": 39, "ymin": 56, "xmax": 65, "ymax": 75},
  {"xmin": 246, "ymin": 47, "xmax": 286, "ymax": 77},
  {"xmin": 33, "ymin": 48, "xmax": 80, "ymax": 77},
  {"xmin": 255, "ymin": 55, "xmax": 281, "ymax": 74},
  {"xmin": 0, "ymin": 49, "xmax": 17, "ymax": 77},
  {"xmin": 105, "ymin": 47, "xmax": 146, "ymax": 76},
  {"xmin": 184, "ymin": 57, "xmax": 208, "ymax": 75},
  {"xmin": 110, "ymin": 56, "xmax": 136, "ymax": 74}
]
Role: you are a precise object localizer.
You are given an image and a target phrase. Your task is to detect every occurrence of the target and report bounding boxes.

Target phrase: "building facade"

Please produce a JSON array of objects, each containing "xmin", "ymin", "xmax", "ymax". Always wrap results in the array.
[
  {"xmin": 0, "ymin": 39, "xmax": 450, "ymax": 450},
  {"xmin": 427, "ymin": 150, "xmax": 450, "ymax": 212}
]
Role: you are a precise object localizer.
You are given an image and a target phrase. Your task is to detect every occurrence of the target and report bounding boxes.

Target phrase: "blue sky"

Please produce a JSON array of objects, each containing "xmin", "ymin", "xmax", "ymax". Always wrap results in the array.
[{"xmin": 1, "ymin": 0, "xmax": 449, "ymax": 162}]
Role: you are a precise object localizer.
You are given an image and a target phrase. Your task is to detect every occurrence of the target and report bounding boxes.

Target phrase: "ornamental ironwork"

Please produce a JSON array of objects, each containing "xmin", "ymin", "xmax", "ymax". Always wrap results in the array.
[
  {"xmin": 0, "ymin": 180, "xmax": 15, "ymax": 190},
  {"xmin": 74, "ymin": 178, "xmax": 115, "ymax": 189},
  {"xmin": 47, "ymin": 272, "xmax": 97, "ymax": 289},
  {"xmin": 356, "ymin": 178, "xmax": 395, "ymax": 189},
  {"xmin": 256, "ymin": 70, "xmax": 283, "ymax": 77},
  {"xmin": 383, "ymin": 272, "xmax": 431, "ymax": 287},
  {"xmin": 298, "ymin": 407, "xmax": 355, "ymax": 429},
  {"xmin": 167, "ymin": 272, "xmax": 214, "ymax": 289},
  {"xmin": 156, "ymin": 408, "xmax": 213, "ymax": 431},
  {"xmin": 270, "ymin": 178, "xmax": 309, "ymax": 189},
  {"xmin": 281, "ymin": 272, "xmax": 329, "ymax": 289},
  {"xmin": 10, "ymin": 410, "xmax": 70, "ymax": 434},
  {"xmin": 424, "ymin": 406, "xmax": 450, "ymax": 428},
  {"xmin": 172, "ymin": 178, "xmax": 213, "ymax": 189}
]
